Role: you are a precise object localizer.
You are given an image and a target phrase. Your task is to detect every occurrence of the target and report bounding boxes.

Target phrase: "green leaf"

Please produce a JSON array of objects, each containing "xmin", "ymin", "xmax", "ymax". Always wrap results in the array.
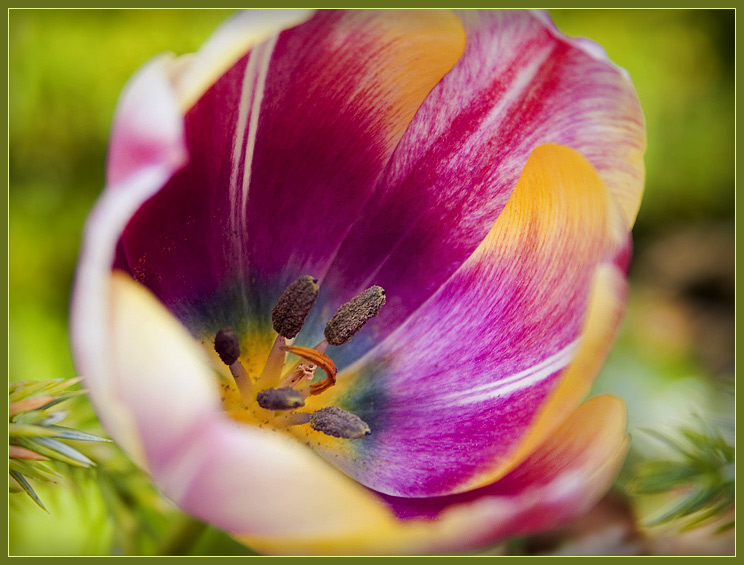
[
  {"xmin": 635, "ymin": 421, "xmax": 735, "ymax": 532},
  {"xmin": 9, "ymin": 378, "xmax": 81, "ymax": 402},
  {"xmin": 9, "ymin": 459, "xmax": 63, "ymax": 483},
  {"xmin": 36, "ymin": 411, "xmax": 69, "ymax": 426},
  {"xmin": 9, "ymin": 380, "xmax": 54, "ymax": 402},
  {"xmin": 645, "ymin": 486, "xmax": 716, "ymax": 527},
  {"xmin": 14, "ymin": 410, "xmax": 69, "ymax": 426},
  {"xmin": 632, "ymin": 462, "xmax": 700, "ymax": 494},
  {"xmin": 9, "ymin": 393, "xmax": 85, "ymax": 420},
  {"xmin": 27, "ymin": 392, "xmax": 85, "ymax": 413},
  {"xmin": 39, "ymin": 376, "xmax": 83, "ymax": 396},
  {"xmin": 9, "ymin": 470, "xmax": 48, "ymax": 512},
  {"xmin": 678, "ymin": 498, "xmax": 735, "ymax": 531},
  {"xmin": 15, "ymin": 436, "xmax": 95, "ymax": 467},
  {"xmin": 9, "ymin": 423, "xmax": 109, "ymax": 442},
  {"xmin": 46, "ymin": 426, "xmax": 110, "ymax": 442},
  {"xmin": 715, "ymin": 521, "xmax": 735, "ymax": 534},
  {"xmin": 640, "ymin": 428, "xmax": 697, "ymax": 459}
]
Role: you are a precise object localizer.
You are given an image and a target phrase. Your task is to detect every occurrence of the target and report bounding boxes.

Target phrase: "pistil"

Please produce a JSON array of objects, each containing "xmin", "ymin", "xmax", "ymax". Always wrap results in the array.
[
  {"xmin": 278, "ymin": 363, "xmax": 316, "ymax": 388},
  {"xmin": 278, "ymin": 340, "xmax": 328, "ymax": 387},
  {"xmin": 283, "ymin": 344, "xmax": 338, "ymax": 395}
]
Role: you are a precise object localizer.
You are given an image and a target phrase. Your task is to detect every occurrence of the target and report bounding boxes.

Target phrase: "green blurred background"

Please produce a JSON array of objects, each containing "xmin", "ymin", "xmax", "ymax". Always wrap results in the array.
[{"xmin": 8, "ymin": 9, "xmax": 735, "ymax": 555}]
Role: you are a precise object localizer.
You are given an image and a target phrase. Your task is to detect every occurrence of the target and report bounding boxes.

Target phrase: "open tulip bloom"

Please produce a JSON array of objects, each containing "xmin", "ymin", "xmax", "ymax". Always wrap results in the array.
[{"xmin": 71, "ymin": 9, "xmax": 645, "ymax": 555}]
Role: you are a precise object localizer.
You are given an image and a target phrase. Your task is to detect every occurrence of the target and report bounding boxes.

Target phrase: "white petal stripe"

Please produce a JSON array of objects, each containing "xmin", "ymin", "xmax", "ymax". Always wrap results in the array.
[{"xmin": 436, "ymin": 339, "xmax": 581, "ymax": 407}]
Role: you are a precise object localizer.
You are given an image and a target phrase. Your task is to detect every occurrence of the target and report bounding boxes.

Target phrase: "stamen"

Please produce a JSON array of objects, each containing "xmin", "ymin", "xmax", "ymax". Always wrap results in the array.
[
  {"xmin": 256, "ymin": 387, "xmax": 306, "ymax": 410},
  {"xmin": 255, "ymin": 335, "xmax": 287, "ymax": 389},
  {"xmin": 214, "ymin": 328, "xmax": 253, "ymax": 403},
  {"xmin": 284, "ymin": 345, "xmax": 337, "ymax": 396},
  {"xmin": 324, "ymin": 286, "xmax": 386, "ymax": 346},
  {"xmin": 272, "ymin": 275, "xmax": 319, "ymax": 339},
  {"xmin": 272, "ymin": 411, "xmax": 312, "ymax": 428},
  {"xmin": 309, "ymin": 406, "xmax": 371, "ymax": 439}
]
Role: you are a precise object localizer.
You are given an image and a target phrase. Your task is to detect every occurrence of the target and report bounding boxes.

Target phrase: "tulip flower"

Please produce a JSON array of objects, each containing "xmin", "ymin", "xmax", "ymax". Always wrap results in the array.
[{"xmin": 71, "ymin": 9, "xmax": 645, "ymax": 555}]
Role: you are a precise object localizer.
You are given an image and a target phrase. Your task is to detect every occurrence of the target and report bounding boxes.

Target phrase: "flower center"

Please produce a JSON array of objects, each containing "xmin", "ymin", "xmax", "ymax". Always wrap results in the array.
[{"xmin": 212, "ymin": 276, "xmax": 385, "ymax": 440}]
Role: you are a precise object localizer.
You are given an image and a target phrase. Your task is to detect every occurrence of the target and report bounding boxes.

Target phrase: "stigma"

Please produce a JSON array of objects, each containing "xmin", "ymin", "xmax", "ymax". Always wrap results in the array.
[{"xmin": 213, "ymin": 276, "xmax": 384, "ymax": 440}]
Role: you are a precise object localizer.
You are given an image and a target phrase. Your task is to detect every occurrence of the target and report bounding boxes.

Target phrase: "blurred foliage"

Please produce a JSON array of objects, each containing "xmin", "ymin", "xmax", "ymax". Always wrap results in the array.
[
  {"xmin": 8, "ymin": 8, "xmax": 734, "ymax": 555},
  {"xmin": 630, "ymin": 418, "xmax": 734, "ymax": 533},
  {"xmin": 9, "ymin": 378, "xmax": 109, "ymax": 510}
]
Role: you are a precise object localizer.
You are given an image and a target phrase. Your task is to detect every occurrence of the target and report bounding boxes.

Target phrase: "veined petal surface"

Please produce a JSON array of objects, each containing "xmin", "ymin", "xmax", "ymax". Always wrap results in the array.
[
  {"xmin": 296, "ymin": 144, "xmax": 617, "ymax": 497},
  {"xmin": 304, "ymin": 9, "xmax": 643, "ymax": 370},
  {"xmin": 116, "ymin": 10, "xmax": 466, "ymax": 347}
]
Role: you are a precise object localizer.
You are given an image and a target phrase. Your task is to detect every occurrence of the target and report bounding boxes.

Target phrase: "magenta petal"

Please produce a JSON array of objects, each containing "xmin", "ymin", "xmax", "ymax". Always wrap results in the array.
[
  {"xmin": 242, "ymin": 11, "xmax": 463, "ymax": 291},
  {"xmin": 306, "ymin": 144, "xmax": 619, "ymax": 497},
  {"xmin": 117, "ymin": 10, "xmax": 465, "ymax": 337},
  {"xmin": 117, "ymin": 50, "xmax": 259, "ymax": 328},
  {"xmin": 303, "ymin": 9, "xmax": 643, "ymax": 368},
  {"xmin": 376, "ymin": 396, "xmax": 629, "ymax": 550}
]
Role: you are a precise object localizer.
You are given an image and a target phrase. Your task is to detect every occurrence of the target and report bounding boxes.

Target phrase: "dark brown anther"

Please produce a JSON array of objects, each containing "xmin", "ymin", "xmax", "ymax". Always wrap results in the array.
[
  {"xmin": 214, "ymin": 327, "xmax": 241, "ymax": 366},
  {"xmin": 272, "ymin": 276, "xmax": 320, "ymax": 339},
  {"xmin": 324, "ymin": 286, "xmax": 386, "ymax": 346},
  {"xmin": 256, "ymin": 387, "xmax": 306, "ymax": 410},
  {"xmin": 309, "ymin": 406, "xmax": 371, "ymax": 439}
]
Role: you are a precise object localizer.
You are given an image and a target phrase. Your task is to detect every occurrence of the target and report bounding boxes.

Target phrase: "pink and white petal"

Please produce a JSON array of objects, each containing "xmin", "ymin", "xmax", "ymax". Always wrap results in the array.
[
  {"xmin": 75, "ymin": 242, "xmax": 629, "ymax": 557},
  {"xmin": 242, "ymin": 10, "xmax": 465, "ymax": 292},
  {"xmin": 105, "ymin": 273, "xmax": 221, "ymax": 469},
  {"xmin": 72, "ymin": 51, "xmax": 193, "ymax": 462},
  {"xmin": 107, "ymin": 10, "xmax": 311, "ymax": 188},
  {"xmin": 115, "ymin": 52, "xmax": 261, "ymax": 324},
  {"xmin": 244, "ymin": 395, "xmax": 629, "ymax": 555},
  {"xmin": 117, "ymin": 10, "xmax": 466, "ymax": 339},
  {"xmin": 384, "ymin": 395, "xmax": 630, "ymax": 553},
  {"xmin": 306, "ymin": 9, "xmax": 643, "ymax": 369},
  {"xmin": 295, "ymin": 144, "xmax": 616, "ymax": 497},
  {"xmin": 166, "ymin": 418, "xmax": 396, "ymax": 540}
]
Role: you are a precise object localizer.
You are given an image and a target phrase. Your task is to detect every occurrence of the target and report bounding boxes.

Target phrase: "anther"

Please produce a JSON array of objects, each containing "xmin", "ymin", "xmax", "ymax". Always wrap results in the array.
[
  {"xmin": 272, "ymin": 275, "xmax": 320, "ymax": 339},
  {"xmin": 214, "ymin": 327, "xmax": 254, "ymax": 404},
  {"xmin": 309, "ymin": 406, "xmax": 371, "ymax": 439},
  {"xmin": 256, "ymin": 387, "xmax": 306, "ymax": 410},
  {"xmin": 324, "ymin": 286, "xmax": 386, "ymax": 346},
  {"xmin": 214, "ymin": 327, "xmax": 241, "ymax": 365}
]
